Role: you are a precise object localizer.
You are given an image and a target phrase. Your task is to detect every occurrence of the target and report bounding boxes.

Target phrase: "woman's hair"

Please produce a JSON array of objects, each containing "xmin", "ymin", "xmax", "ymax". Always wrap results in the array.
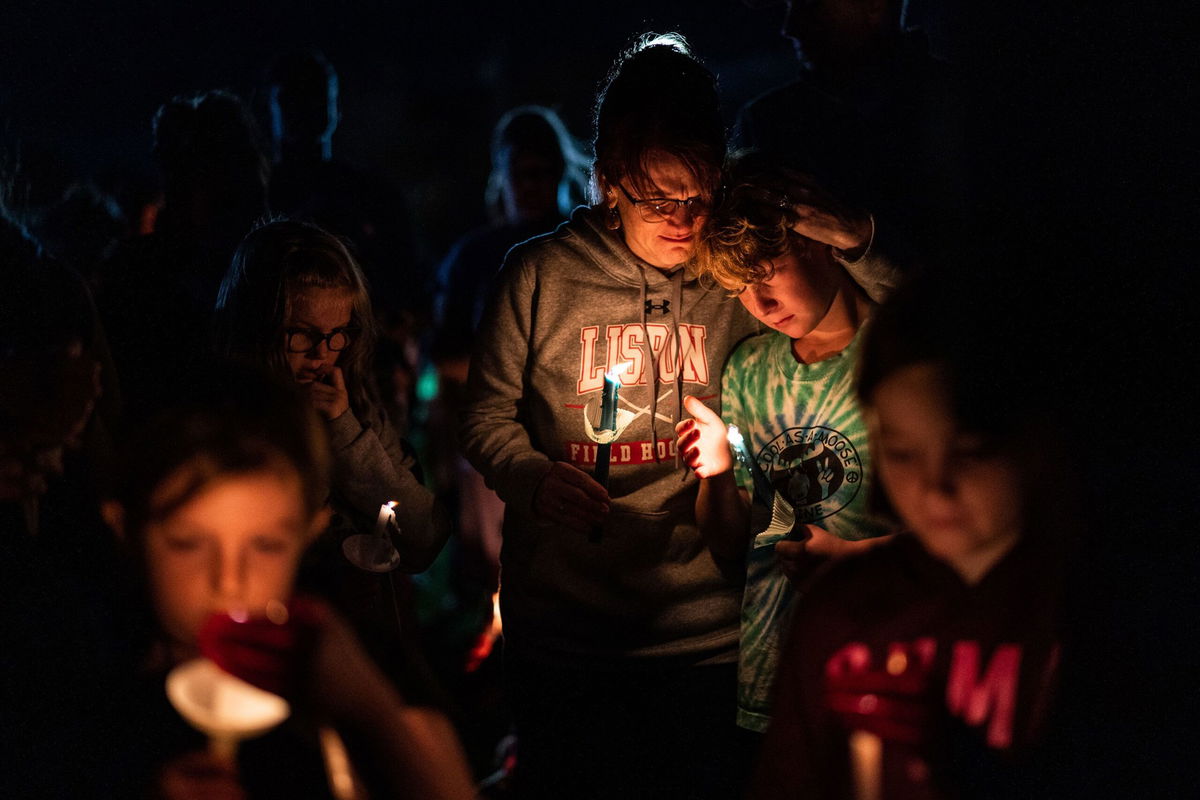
[
  {"xmin": 152, "ymin": 90, "xmax": 268, "ymax": 206},
  {"xmin": 694, "ymin": 151, "xmax": 823, "ymax": 291},
  {"xmin": 591, "ymin": 32, "xmax": 725, "ymax": 203},
  {"xmin": 109, "ymin": 360, "xmax": 330, "ymax": 539},
  {"xmin": 213, "ymin": 219, "xmax": 378, "ymax": 417},
  {"xmin": 485, "ymin": 105, "xmax": 588, "ymax": 222}
]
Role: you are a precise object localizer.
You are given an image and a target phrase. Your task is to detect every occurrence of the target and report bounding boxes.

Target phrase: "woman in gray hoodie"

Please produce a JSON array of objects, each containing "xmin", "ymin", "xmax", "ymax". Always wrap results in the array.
[{"xmin": 462, "ymin": 34, "xmax": 760, "ymax": 798}]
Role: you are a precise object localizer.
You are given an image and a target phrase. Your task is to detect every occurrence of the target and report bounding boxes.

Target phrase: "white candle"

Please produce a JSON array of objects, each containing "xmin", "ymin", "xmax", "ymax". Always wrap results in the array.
[
  {"xmin": 726, "ymin": 424, "xmax": 773, "ymax": 503},
  {"xmin": 374, "ymin": 501, "xmax": 397, "ymax": 538},
  {"xmin": 849, "ymin": 730, "xmax": 882, "ymax": 800}
]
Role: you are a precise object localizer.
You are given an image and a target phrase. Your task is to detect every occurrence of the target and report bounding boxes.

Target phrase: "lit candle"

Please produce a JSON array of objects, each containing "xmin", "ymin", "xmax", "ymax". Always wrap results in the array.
[
  {"xmin": 849, "ymin": 729, "xmax": 883, "ymax": 800},
  {"xmin": 726, "ymin": 424, "xmax": 773, "ymax": 505},
  {"xmin": 374, "ymin": 501, "xmax": 397, "ymax": 538},
  {"xmin": 591, "ymin": 362, "xmax": 630, "ymax": 543},
  {"xmin": 343, "ymin": 502, "xmax": 402, "ymax": 572},
  {"xmin": 593, "ymin": 362, "xmax": 630, "ymax": 489}
]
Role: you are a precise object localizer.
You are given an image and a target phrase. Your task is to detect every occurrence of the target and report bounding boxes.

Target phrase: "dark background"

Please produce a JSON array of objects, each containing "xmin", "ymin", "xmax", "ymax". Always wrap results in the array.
[
  {"xmin": 1, "ymin": 0, "xmax": 965, "ymax": 258},
  {"xmin": 3, "ymin": 2, "xmax": 1197, "ymax": 794}
]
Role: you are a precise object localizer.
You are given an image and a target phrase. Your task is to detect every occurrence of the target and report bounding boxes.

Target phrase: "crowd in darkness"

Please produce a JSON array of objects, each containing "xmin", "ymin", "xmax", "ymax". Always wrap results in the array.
[{"xmin": 1, "ymin": 1, "xmax": 1194, "ymax": 798}]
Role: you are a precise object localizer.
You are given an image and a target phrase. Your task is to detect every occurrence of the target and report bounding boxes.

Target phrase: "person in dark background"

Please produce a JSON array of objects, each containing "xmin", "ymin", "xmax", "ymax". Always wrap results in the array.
[
  {"xmin": 429, "ymin": 103, "xmax": 588, "ymax": 600},
  {"xmin": 433, "ymin": 104, "xmax": 588, "ymax": 362},
  {"xmin": 736, "ymin": 0, "xmax": 964, "ymax": 266},
  {"xmin": 267, "ymin": 49, "xmax": 425, "ymax": 433},
  {"xmin": 267, "ymin": 49, "xmax": 419, "ymax": 316},
  {"xmin": 29, "ymin": 182, "xmax": 128, "ymax": 289},
  {"xmin": 423, "ymin": 104, "xmax": 588, "ymax": 789},
  {"xmin": 95, "ymin": 89, "xmax": 269, "ymax": 420},
  {"xmin": 1, "ymin": 210, "xmax": 125, "ymax": 797}
]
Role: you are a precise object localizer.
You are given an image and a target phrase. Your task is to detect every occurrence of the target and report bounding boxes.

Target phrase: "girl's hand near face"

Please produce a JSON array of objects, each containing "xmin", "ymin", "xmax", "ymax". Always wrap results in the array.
[
  {"xmin": 305, "ymin": 366, "xmax": 350, "ymax": 420},
  {"xmin": 675, "ymin": 395, "xmax": 733, "ymax": 479}
]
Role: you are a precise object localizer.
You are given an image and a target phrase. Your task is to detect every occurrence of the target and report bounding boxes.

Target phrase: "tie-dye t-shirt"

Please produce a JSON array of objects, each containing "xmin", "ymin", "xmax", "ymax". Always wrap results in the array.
[{"xmin": 722, "ymin": 325, "xmax": 890, "ymax": 731}]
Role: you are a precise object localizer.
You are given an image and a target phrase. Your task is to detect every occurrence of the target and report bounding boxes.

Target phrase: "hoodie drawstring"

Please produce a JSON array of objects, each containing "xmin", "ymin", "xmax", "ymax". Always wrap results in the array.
[
  {"xmin": 639, "ymin": 268, "xmax": 686, "ymax": 468},
  {"xmin": 638, "ymin": 279, "xmax": 658, "ymax": 460},
  {"xmin": 671, "ymin": 268, "xmax": 683, "ymax": 470}
]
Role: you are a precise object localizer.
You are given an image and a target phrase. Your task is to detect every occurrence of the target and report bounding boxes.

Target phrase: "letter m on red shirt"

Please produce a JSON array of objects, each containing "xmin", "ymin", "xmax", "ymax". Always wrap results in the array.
[{"xmin": 945, "ymin": 642, "xmax": 1022, "ymax": 749}]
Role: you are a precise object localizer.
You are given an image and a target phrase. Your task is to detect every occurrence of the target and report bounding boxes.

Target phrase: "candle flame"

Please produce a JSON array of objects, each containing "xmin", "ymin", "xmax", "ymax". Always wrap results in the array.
[
  {"xmin": 726, "ymin": 424, "xmax": 745, "ymax": 448},
  {"xmin": 385, "ymin": 500, "xmax": 397, "ymax": 509},
  {"xmin": 605, "ymin": 361, "xmax": 635, "ymax": 381}
]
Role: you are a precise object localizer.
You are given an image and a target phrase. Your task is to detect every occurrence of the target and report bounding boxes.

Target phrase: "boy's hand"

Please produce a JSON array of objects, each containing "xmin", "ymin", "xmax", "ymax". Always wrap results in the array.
[
  {"xmin": 306, "ymin": 366, "xmax": 350, "ymax": 420},
  {"xmin": 532, "ymin": 462, "xmax": 610, "ymax": 533},
  {"xmin": 676, "ymin": 395, "xmax": 733, "ymax": 478}
]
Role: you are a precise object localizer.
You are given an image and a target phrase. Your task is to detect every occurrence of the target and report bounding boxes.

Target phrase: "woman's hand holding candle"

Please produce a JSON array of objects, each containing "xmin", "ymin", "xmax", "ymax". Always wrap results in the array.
[
  {"xmin": 675, "ymin": 396, "xmax": 734, "ymax": 478},
  {"xmin": 532, "ymin": 462, "xmax": 610, "ymax": 534}
]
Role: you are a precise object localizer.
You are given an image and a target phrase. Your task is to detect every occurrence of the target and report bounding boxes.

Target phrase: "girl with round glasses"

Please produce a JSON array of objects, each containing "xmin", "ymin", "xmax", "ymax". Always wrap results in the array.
[{"xmin": 214, "ymin": 219, "xmax": 450, "ymax": 580}]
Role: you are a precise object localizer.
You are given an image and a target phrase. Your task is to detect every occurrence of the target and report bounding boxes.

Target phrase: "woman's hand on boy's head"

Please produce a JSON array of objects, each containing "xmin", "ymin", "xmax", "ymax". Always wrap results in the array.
[
  {"xmin": 789, "ymin": 201, "xmax": 872, "ymax": 260},
  {"xmin": 676, "ymin": 396, "xmax": 733, "ymax": 479},
  {"xmin": 304, "ymin": 366, "xmax": 350, "ymax": 420},
  {"xmin": 771, "ymin": 167, "xmax": 873, "ymax": 258}
]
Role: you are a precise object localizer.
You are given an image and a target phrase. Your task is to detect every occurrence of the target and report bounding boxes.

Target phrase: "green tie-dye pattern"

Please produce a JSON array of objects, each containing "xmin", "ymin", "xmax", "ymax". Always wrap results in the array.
[{"xmin": 721, "ymin": 326, "xmax": 889, "ymax": 731}]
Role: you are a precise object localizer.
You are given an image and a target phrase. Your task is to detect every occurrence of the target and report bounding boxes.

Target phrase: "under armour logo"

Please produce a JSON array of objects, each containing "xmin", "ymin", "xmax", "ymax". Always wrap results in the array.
[{"xmin": 645, "ymin": 299, "xmax": 671, "ymax": 315}]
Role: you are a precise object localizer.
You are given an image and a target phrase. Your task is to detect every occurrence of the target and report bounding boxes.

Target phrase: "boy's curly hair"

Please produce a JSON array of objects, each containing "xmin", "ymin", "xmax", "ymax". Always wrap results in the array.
[{"xmin": 694, "ymin": 151, "xmax": 819, "ymax": 293}]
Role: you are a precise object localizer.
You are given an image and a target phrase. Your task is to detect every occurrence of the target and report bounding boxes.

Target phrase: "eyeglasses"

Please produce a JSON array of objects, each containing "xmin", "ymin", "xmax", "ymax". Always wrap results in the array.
[
  {"xmin": 284, "ymin": 327, "xmax": 356, "ymax": 353},
  {"xmin": 617, "ymin": 184, "xmax": 711, "ymax": 223}
]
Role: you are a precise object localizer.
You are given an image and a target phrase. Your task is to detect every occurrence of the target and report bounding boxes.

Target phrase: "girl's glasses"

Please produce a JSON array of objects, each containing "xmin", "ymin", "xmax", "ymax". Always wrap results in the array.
[
  {"xmin": 617, "ymin": 184, "xmax": 710, "ymax": 222},
  {"xmin": 284, "ymin": 327, "xmax": 356, "ymax": 353}
]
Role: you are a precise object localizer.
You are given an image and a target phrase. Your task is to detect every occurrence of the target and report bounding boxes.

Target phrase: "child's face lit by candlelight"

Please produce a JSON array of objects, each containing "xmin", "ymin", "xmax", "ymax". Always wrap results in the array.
[
  {"xmin": 736, "ymin": 243, "xmax": 838, "ymax": 340},
  {"xmin": 869, "ymin": 363, "xmax": 1024, "ymax": 581},
  {"xmin": 283, "ymin": 287, "xmax": 354, "ymax": 384},
  {"xmin": 143, "ymin": 468, "xmax": 316, "ymax": 648}
]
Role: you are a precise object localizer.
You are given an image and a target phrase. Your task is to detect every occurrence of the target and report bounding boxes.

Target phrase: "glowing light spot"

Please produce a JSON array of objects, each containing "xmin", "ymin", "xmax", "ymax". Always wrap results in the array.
[
  {"xmin": 605, "ymin": 361, "xmax": 634, "ymax": 381},
  {"xmin": 727, "ymin": 424, "xmax": 746, "ymax": 448},
  {"xmin": 265, "ymin": 599, "xmax": 289, "ymax": 625}
]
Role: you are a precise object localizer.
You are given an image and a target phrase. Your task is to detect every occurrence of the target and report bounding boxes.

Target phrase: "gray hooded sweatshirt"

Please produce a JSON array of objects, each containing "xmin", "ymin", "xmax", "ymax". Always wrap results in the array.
[{"xmin": 462, "ymin": 206, "xmax": 761, "ymax": 665}]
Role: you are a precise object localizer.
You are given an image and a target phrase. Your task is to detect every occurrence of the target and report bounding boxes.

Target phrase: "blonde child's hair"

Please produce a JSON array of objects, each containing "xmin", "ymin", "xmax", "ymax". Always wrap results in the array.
[{"xmin": 693, "ymin": 152, "xmax": 823, "ymax": 292}]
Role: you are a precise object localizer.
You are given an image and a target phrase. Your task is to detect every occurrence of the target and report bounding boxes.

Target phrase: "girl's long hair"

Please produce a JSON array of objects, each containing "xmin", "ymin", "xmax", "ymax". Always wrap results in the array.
[{"xmin": 214, "ymin": 219, "xmax": 379, "ymax": 418}]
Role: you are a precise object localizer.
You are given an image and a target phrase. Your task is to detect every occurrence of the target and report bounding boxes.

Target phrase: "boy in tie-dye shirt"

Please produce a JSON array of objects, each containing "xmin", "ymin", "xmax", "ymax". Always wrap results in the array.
[{"xmin": 676, "ymin": 154, "xmax": 895, "ymax": 732}]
